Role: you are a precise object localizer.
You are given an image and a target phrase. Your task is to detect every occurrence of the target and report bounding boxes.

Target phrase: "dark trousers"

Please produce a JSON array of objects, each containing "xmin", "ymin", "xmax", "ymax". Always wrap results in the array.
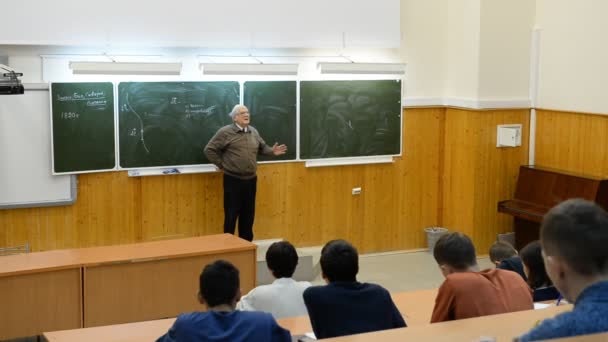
[{"xmin": 223, "ymin": 174, "xmax": 257, "ymax": 241}]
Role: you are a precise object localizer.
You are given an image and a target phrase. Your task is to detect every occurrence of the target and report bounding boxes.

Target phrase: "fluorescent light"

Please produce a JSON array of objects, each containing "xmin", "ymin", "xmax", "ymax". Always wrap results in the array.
[
  {"xmin": 70, "ymin": 62, "xmax": 182, "ymax": 75},
  {"xmin": 318, "ymin": 62, "xmax": 406, "ymax": 75},
  {"xmin": 200, "ymin": 63, "xmax": 298, "ymax": 76}
]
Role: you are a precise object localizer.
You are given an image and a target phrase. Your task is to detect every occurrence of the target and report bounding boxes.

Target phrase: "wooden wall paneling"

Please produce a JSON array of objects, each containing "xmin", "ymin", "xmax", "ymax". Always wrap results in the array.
[
  {"xmin": 442, "ymin": 108, "xmax": 529, "ymax": 252},
  {"xmin": 0, "ymin": 172, "xmax": 141, "ymax": 251},
  {"xmin": 400, "ymin": 107, "xmax": 445, "ymax": 250},
  {"xmin": 536, "ymin": 110, "xmax": 608, "ymax": 176},
  {"xmin": 2, "ymin": 107, "xmax": 444, "ymax": 253}
]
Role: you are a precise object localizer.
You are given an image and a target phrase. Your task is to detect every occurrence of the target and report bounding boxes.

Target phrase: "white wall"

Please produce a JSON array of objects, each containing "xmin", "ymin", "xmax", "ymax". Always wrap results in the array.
[
  {"xmin": 536, "ymin": 0, "xmax": 608, "ymax": 114},
  {"xmin": 400, "ymin": 0, "xmax": 448, "ymax": 101},
  {"xmin": 0, "ymin": 0, "xmax": 399, "ymax": 49},
  {"xmin": 445, "ymin": 0, "xmax": 481, "ymax": 101},
  {"xmin": 478, "ymin": 0, "xmax": 535, "ymax": 102}
]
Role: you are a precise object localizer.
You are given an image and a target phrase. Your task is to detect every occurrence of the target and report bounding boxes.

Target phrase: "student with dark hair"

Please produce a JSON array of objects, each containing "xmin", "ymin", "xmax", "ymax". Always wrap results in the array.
[
  {"xmin": 518, "ymin": 199, "xmax": 608, "ymax": 341},
  {"xmin": 156, "ymin": 260, "xmax": 291, "ymax": 342},
  {"xmin": 237, "ymin": 241, "xmax": 311, "ymax": 318},
  {"xmin": 489, "ymin": 241, "xmax": 527, "ymax": 281},
  {"xmin": 520, "ymin": 240, "xmax": 560, "ymax": 301},
  {"xmin": 303, "ymin": 239, "xmax": 406, "ymax": 339},
  {"xmin": 431, "ymin": 232, "xmax": 533, "ymax": 323}
]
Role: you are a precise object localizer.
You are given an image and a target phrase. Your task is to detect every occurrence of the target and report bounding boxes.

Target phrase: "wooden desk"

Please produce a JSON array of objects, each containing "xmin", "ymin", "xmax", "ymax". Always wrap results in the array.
[
  {"xmin": 1, "ymin": 234, "xmax": 255, "ymax": 338},
  {"xmin": 325, "ymin": 304, "xmax": 572, "ymax": 341},
  {"xmin": 43, "ymin": 291, "xmax": 572, "ymax": 342},
  {"xmin": 0, "ymin": 250, "xmax": 82, "ymax": 340},
  {"xmin": 78, "ymin": 234, "xmax": 256, "ymax": 327},
  {"xmin": 42, "ymin": 288, "xmax": 437, "ymax": 341},
  {"xmin": 550, "ymin": 333, "xmax": 608, "ymax": 342}
]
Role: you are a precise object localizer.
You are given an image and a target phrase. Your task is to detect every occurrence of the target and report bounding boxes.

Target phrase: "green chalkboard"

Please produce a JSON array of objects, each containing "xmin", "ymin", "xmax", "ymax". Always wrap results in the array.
[
  {"xmin": 50, "ymin": 82, "xmax": 116, "ymax": 174},
  {"xmin": 244, "ymin": 81, "xmax": 297, "ymax": 161},
  {"xmin": 300, "ymin": 80, "xmax": 402, "ymax": 159},
  {"xmin": 118, "ymin": 82, "xmax": 239, "ymax": 168}
]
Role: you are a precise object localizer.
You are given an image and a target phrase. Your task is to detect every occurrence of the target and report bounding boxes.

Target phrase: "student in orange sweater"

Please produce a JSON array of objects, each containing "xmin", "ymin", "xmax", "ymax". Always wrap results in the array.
[{"xmin": 431, "ymin": 232, "xmax": 533, "ymax": 323}]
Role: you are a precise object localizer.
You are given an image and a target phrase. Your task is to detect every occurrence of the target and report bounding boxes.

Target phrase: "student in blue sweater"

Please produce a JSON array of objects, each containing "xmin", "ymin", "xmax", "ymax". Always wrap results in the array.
[
  {"xmin": 303, "ymin": 239, "xmax": 406, "ymax": 339},
  {"xmin": 518, "ymin": 199, "xmax": 608, "ymax": 341},
  {"xmin": 156, "ymin": 260, "xmax": 291, "ymax": 342}
]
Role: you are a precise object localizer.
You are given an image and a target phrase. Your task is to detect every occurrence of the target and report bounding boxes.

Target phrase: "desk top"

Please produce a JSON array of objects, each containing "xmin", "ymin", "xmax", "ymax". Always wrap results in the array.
[
  {"xmin": 549, "ymin": 333, "xmax": 608, "ymax": 341},
  {"xmin": 1, "ymin": 234, "xmax": 255, "ymax": 277},
  {"xmin": 44, "ymin": 288, "xmax": 568, "ymax": 342},
  {"xmin": 77, "ymin": 234, "xmax": 256, "ymax": 266},
  {"xmin": 0, "ymin": 249, "xmax": 82, "ymax": 277},
  {"xmin": 324, "ymin": 304, "xmax": 573, "ymax": 342}
]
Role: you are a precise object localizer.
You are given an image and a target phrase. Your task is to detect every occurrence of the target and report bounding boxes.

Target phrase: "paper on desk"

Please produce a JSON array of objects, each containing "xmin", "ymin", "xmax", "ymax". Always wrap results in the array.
[
  {"xmin": 534, "ymin": 303, "xmax": 551, "ymax": 310},
  {"xmin": 305, "ymin": 332, "xmax": 316, "ymax": 339}
]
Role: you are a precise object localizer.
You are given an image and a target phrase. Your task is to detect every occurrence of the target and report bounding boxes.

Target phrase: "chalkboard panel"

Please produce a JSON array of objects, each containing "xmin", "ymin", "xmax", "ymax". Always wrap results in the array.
[
  {"xmin": 118, "ymin": 82, "xmax": 239, "ymax": 168},
  {"xmin": 51, "ymin": 82, "xmax": 116, "ymax": 174},
  {"xmin": 300, "ymin": 80, "xmax": 401, "ymax": 159},
  {"xmin": 244, "ymin": 81, "xmax": 297, "ymax": 161}
]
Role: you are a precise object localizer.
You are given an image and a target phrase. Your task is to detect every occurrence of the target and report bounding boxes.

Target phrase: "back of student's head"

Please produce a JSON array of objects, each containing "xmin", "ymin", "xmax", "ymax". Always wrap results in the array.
[
  {"xmin": 433, "ymin": 232, "xmax": 477, "ymax": 270},
  {"xmin": 489, "ymin": 241, "xmax": 518, "ymax": 264},
  {"xmin": 320, "ymin": 239, "xmax": 358, "ymax": 282},
  {"xmin": 520, "ymin": 240, "xmax": 551, "ymax": 288},
  {"xmin": 199, "ymin": 260, "xmax": 240, "ymax": 307},
  {"xmin": 266, "ymin": 240, "xmax": 299, "ymax": 278},
  {"xmin": 541, "ymin": 199, "xmax": 608, "ymax": 276}
]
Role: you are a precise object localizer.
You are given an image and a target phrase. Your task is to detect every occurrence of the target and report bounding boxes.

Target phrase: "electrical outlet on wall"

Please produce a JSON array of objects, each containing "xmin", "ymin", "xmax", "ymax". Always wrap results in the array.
[{"xmin": 352, "ymin": 187, "xmax": 362, "ymax": 195}]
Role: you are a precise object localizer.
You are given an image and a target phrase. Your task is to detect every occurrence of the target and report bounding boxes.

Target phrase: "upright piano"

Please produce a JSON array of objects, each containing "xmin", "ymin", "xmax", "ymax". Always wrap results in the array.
[{"xmin": 498, "ymin": 165, "xmax": 608, "ymax": 250}]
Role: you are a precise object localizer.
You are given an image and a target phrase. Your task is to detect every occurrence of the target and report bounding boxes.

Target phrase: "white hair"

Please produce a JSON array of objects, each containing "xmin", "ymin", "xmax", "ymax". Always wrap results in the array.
[{"xmin": 229, "ymin": 104, "xmax": 248, "ymax": 119}]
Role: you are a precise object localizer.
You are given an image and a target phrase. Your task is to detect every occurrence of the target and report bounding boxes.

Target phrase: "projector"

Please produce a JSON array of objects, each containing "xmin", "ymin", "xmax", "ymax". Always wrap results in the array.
[
  {"xmin": 0, "ymin": 83, "xmax": 25, "ymax": 95},
  {"xmin": 0, "ymin": 65, "xmax": 25, "ymax": 95}
]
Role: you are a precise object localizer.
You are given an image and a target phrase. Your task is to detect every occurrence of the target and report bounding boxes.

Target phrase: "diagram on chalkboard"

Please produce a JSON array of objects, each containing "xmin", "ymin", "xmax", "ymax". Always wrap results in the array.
[
  {"xmin": 124, "ymin": 92, "xmax": 150, "ymax": 154},
  {"xmin": 118, "ymin": 82, "xmax": 239, "ymax": 168}
]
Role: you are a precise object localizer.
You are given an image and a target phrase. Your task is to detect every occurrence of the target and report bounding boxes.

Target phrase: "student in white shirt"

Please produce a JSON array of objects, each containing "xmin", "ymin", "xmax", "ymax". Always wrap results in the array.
[{"xmin": 237, "ymin": 241, "xmax": 311, "ymax": 319}]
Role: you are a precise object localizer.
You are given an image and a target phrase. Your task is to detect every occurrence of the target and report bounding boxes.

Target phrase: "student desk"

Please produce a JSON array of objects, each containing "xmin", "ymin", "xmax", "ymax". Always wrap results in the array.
[
  {"xmin": 43, "ymin": 299, "xmax": 572, "ymax": 342},
  {"xmin": 1, "ymin": 234, "xmax": 255, "ymax": 339},
  {"xmin": 0, "ymin": 249, "xmax": 83, "ymax": 340},
  {"xmin": 77, "ymin": 234, "xmax": 256, "ymax": 327},
  {"xmin": 550, "ymin": 333, "xmax": 608, "ymax": 342},
  {"xmin": 324, "ymin": 304, "xmax": 573, "ymax": 341},
  {"xmin": 41, "ymin": 288, "xmax": 442, "ymax": 341}
]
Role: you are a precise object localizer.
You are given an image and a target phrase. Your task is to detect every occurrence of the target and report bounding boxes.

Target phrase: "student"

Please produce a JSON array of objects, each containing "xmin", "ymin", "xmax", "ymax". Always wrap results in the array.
[
  {"xmin": 431, "ymin": 232, "xmax": 533, "ymax": 323},
  {"xmin": 518, "ymin": 199, "xmax": 608, "ymax": 341},
  {"xmin": 303, "ymin": 239, "xmax": 406, "ymax": 339},
  {"xmin": 237, "ymin": 241, "xmax": 311, "ymax": 319},
  {"xmin": 156, "ymin": 260, "xmax": 291, "ymax": 342},
  {"xmin": 520, "ymin": 240, "xmax": 560, "ymax": 302},
  {"xmin": 489, "ymin": 241, "xmax": 527, "ymax": 281}
]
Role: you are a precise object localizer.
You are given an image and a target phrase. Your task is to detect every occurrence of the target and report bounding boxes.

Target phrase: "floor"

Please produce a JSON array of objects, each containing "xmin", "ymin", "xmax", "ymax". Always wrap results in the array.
[{"xmin": 297, "ymin": 246, "xmax": 494, "ymax": 291}]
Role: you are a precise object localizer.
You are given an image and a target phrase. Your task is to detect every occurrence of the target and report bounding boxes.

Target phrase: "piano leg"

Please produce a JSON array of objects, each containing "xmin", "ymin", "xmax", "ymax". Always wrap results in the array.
[{"xmin": 514, "ymin": 217, "xmax": 541, "ymax": 250}]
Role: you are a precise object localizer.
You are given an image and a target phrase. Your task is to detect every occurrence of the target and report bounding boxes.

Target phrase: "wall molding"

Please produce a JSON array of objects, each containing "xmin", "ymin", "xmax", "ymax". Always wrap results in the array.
[{"xmin": 402, "ymin": 97, "xmax": 531, "ymax": 109}]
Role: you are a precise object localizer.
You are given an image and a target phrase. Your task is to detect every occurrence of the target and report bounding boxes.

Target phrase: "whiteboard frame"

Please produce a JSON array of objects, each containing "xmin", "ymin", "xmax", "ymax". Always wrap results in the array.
[{"xmin": 0, "ymin": 83, "xmax": 78, "ymax": 209}]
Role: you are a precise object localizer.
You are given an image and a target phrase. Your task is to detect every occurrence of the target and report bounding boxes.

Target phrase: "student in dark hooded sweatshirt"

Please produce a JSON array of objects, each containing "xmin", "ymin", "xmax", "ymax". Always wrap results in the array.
[{"xmin": 489, "ymin": 241, "xmax": 527, "ymax": 282}]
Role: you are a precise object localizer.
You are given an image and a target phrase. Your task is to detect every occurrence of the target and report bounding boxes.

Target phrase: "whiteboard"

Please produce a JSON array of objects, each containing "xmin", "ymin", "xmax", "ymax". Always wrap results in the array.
[{"xmin": 0, "ymin": 84, "xmax": 76, "ymax": 209}]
